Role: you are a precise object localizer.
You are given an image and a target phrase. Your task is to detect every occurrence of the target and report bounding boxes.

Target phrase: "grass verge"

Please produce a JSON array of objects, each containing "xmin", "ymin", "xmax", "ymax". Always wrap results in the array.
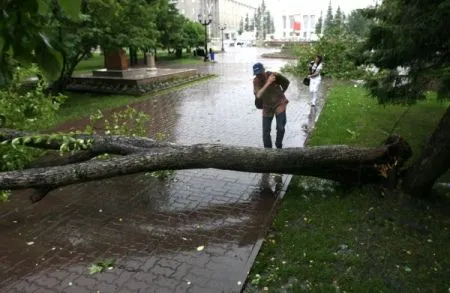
[
  {"xmin": 246, "ymin": 82, "xmax": 450, "ymax": 293},
  {"xmin": 51, "ymin": 75, "xmax": 215, "ymax": 127}
]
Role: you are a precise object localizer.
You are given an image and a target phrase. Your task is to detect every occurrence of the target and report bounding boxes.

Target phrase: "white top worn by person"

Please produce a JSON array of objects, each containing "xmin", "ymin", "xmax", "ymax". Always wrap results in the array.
[{"xmin": 308, "ymin": 55, "xmax": 324, "ymax": 107}]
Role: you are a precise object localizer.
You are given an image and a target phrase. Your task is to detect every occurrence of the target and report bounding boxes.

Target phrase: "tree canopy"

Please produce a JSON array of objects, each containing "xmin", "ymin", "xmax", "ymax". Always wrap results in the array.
[
  {"xmin": 0, "ymin": 0, "xmax": 203, "ymax": 89},
  {"xmin": 0, "ymin": 0, "xmax": 81, "ymax": 85},
  {"xmin": 239, "ymin": 0, "xmax": 274, "ymax": 38},
  {"xmin": 355, "ymin": 0, "xmax": 449, "ymax": 103},
  {"xmin": 345, "ymin": 9, "xmax": 374, "ymax": 39},
  {"xmin": 323, "ymin": 1, "xmax": 334, "ymax": 34},
  {"xmin": 315, "ymin": 11, "xmax": 323, "ymax": 35}
]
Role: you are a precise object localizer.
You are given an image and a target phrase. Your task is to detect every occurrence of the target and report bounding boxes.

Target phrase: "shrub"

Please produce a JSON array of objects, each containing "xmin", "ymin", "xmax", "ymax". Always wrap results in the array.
[
  {"xmin": 283, "ymin": 29, "xmax": 365, "ymax": 79},
  {"xmin": 0, "ymin": 66, "xmax": 66, "ymax": 172}
]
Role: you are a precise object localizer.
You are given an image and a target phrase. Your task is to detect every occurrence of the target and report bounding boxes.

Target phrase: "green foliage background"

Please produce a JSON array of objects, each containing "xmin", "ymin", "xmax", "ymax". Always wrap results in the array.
[
  {"xmin": 0, "ymin": 66, "xmax": 65, "ymax": 172},
  {"xmin": 283, "ymin": 30, "xmax": 364, "ymax": 79}
]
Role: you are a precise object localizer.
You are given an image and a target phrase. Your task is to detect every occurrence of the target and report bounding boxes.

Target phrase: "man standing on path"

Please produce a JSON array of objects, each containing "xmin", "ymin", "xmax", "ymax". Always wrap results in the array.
[{"xmin": 253, "ymin": 62, "xmax": 290, "ymax": 149}]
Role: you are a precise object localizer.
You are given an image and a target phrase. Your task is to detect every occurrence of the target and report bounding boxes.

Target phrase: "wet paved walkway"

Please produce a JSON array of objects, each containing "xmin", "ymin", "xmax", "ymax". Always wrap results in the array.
[{"xmin": 0, "ymin": 47, "xmax": 321, "ymax": 293}]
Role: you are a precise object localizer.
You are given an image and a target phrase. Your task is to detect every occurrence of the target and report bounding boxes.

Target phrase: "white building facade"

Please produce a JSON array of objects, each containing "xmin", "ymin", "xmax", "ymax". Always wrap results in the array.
[
  {"xmin": 270, "ymin": 0, "xmax": 321, "ymax": 41},
  {"xmin": 173, "ymin": 0, "xmax": 258, "ymax": 42}
]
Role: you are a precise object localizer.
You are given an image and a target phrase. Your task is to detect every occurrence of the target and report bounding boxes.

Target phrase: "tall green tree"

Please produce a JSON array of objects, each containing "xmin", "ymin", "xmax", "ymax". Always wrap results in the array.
[
  {"xmin": 156, "ymin": 0, "xmax": 185, "ymax": 54},
  {"xmin": 182, "ymin": 19, "xmax": 204, "ymax": 51},
  {"xmin": 253, "ymin": 0, "xmax": 274, "ymax": 39},
  {"xmin": 334, "ymin": 6, "xmax": 343, "ymax": 27},
  {"xmin": 254, "ymin": 9, "xmax": 261, "ymax": 39},
  {"xmin": 323, "ymin": 1, "xmax": 334, "ymax": 34},
  {"xmin": 270, "ymin": 15, "xmax": 275, "ymax": 34},
  {"xmin": 48, "ymin": 0, "xmax": 96, "ymax": 92},
  {"xmin": 355, "ymin": 0, "xmax": 450, "ymax": 196},
  {"xmin": 249, "ymin": 18, "xmax": 255, "ymax": 32},
  {"xmin": 345, "ymin": 9, "xmax": 373, "ymax": 38},
  {"xmin": 239, "ymin": 17, "xmax": 244, "ymax": 35},
  {"xmin": 315, "ymin": 11, "xmax": 323, "ymax": 35},
  {"xmin": 265, "ymin": 11, "xmax": 275, "ymax": 34},
  {"xmin": 244, "ymin": 13, "xmax": 250, "ymax": 31},
  {"xmin": 261, "ymin": 0, "xmax": 267, "ymax": 39}
]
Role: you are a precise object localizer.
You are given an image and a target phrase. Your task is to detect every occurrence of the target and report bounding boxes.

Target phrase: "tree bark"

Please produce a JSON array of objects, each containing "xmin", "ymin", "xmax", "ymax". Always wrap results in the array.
[
  {"xmin": 402, "ymin": 105, "xmax": 450, "ymax": 196},
  {"xmin": 0, "ymin": 129, "xmax": 412, "ymax": 190}
]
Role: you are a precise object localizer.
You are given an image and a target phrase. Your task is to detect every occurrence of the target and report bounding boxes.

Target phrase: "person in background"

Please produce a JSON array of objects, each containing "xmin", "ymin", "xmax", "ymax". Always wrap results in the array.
[
  {"xmin": 253, "ymin": 62, "xmax": 290, "ymax": 149},
  {"xmin": 209, "ymin": 48, "xmax": 215, "ymax": 62},
  {"xmin": 308, "ymin": 54, "xmax": 323, "ymax": 107}
]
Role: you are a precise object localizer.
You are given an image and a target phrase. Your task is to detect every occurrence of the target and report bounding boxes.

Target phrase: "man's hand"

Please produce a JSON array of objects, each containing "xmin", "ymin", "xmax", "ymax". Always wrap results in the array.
[
  {"xmin": 256, "ymin": 73, "xmax": 277, "ymax": 98},
  {"xmin": 266, "ymin": 73, "xmax": 276, "ymax": 85}
]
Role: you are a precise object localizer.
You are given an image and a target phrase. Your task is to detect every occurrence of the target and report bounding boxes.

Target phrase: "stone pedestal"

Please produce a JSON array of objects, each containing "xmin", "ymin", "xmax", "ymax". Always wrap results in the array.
[
  {"xmin": 105, "ymin": 48, "xmax": 129, "ymax": 70},
  {"xmin": 145, "ymin": 53, "xmax": 156, "ymax": 70},
  {"xmin": 92, "ymin": 68, "xmax": 147, "ymax": 78}
]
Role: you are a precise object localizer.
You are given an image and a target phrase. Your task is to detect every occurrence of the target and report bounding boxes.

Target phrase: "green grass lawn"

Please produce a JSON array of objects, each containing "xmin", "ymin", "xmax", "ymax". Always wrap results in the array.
[
  {"xmin": 53, "ymin": 92, "xmax": 143, "ymax": 125},
  {"xmin": 308, "ymin": 83, "xmax": 449, "ymax": 165},
  {"xmin": 51, "ymin": 74, "xmax": 214, "ymax": 127},
  {"xmin": 74, "ymin": 54, "xmax": 105, "ymax": 73},
  {"xmin": 247, "ymin": 83, "xmax": 450, "ymax": 293},
  {"xmin": 156, "ymin": 53, "xmax": 207, "ymax": 64}
]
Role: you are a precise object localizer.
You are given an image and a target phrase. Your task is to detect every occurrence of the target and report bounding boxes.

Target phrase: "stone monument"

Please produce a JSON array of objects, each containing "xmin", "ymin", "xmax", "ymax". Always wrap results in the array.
[
  {"xmin": 70, "ymin": 47, "xmax": 198, "ymax": 95},
  {"xmin": 144, "ymin": 52, "xmax": 156, "ymax": 71},
  {"xmin": 93, "ymin": 48, "xmax": 146, "ymax": 78},
  {"xmin": 105, "ymin": 48, "xmax": 129, "ymax": 70}
]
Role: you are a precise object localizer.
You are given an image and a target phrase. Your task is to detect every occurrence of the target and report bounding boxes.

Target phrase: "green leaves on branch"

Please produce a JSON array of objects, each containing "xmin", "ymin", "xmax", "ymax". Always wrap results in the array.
[
  {"xmin": 0, "ymin": 190, "xmax": 10, "ymax": 202},
  {"xmin": 57, "ymin": 0, "xmax": 82, "ymax": 19},
  {"xmin": 36, "ymin": 0, "xmax": 81, "ymax": 19},
  {"xmin": 4, "ymin": 134, "xmax": 94, "ymax": 155},
  {"xmin": 0, "ymin": 65, "xmax": 66, "ymax": 172},
  {"xmin": 87, "ymin": 106, "xmax": 150, "ymax": 137},
  {"xmin": 0, "ymin": 66, "xmax": 66, "ymax": 130}
]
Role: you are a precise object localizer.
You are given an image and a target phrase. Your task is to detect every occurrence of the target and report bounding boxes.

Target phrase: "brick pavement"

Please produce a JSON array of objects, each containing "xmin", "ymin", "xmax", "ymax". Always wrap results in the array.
[{"xmin": 0, "ymin": 47, "xmax": 324, "ymax": 293}]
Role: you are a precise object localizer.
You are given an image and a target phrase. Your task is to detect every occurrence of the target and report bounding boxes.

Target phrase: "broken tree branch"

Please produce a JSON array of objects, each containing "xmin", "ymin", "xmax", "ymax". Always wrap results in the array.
[
  {"xmin": 0, "ymin": 128, "xmax": 175, "ymax": 154},
  {"xmin": 0, "ymin": 133, "xmax": 412, "ymax": 191}
]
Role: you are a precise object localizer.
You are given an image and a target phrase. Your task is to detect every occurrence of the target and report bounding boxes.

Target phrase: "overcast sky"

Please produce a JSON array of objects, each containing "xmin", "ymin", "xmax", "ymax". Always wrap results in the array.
[
  {"xmin": 266, "ymin": 0, "xmax": 378, "ymax": 14},
  {"xmin": 325, "ymin": 0, "xmax": 377, "ymax": 13}
]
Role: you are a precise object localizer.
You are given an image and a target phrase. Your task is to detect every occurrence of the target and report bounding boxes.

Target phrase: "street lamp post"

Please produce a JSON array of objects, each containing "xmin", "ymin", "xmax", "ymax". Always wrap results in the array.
[
  {"xmin": 198, "ymin": 13, "xmax": 213, "ymax": 62},
  {"xmin": 219, "ymin": 24, "xmax": 226, "ymax": 52}
]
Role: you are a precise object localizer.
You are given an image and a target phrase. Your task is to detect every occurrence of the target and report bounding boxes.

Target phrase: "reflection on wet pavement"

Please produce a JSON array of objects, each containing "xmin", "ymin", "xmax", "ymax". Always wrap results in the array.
[{"xmin": 0, "ymin": 47, "xmax": 323, "ymax": 293}]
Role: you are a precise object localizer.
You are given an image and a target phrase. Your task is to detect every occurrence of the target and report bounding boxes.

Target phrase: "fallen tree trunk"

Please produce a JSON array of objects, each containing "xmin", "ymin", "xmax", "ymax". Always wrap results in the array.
[{"xmin": 0, "ymin": 129, "xmax": 412, "ymax": 190}]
